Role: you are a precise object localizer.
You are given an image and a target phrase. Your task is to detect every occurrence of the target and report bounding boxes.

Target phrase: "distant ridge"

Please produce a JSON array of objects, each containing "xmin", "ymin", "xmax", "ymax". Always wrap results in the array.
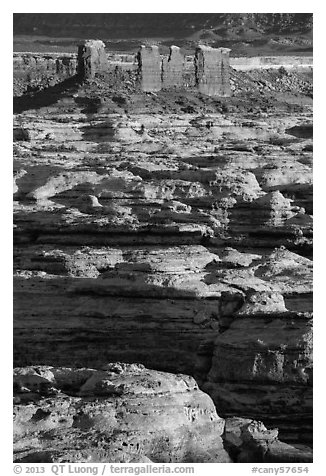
[{"xmin": 13, "ymin": 13, "xmax": 313, "ymax": 39}]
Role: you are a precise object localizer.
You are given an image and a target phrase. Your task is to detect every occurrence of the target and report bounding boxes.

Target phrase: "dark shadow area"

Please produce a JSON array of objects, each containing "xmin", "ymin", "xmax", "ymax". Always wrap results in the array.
[
  {"xmin": 13, "ymin": 127, "xmax": 30, "ymax": 141},
  {"xmin": 285, "ymin": 124, "xmax": 313, "ymax": 139},
  {"xmin": 13, "ymin": 271, "xmax": 220, "ymax": 379},
  {"xmin": 80, "ymin": 120, "xmax": 115, "ymax": 142},
  {"xmin": 13, "ymin": 75, "xmax": 82, "ymax": 114},
  {"xmin": 74, "ymin": 96, "xmax": 103, "ymax": 114},
  {"xmin": 73, "ymin": 97, "xmax": 116, "ymax": 142}
]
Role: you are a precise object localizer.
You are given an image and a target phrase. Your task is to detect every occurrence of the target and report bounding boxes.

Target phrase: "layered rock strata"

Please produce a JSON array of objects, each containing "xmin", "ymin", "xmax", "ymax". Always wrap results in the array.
[
  {"xmin": 13, "ymin": 53, "xmax": 78, "ymax": 96},
  {"xmin": 14, "ymin": 42, "xmax": 232, "ymax": 96},
  {"xmin": 13, "ymin": 364, "xmax": 231, "ymax": 463},
  {"xmin": 223, "ymin": 418, "xmax": 312, "ymax": 463},
  {"xmin": 13, "ymin": 66, "xmax": 313, "ymax": 450},
  {"xmin": 201, "ymin": 273, "xmax": 312, "ymax": 444},
  {"xmin": 13, "ymin": 49, "xmax": 312, "ymax": 98}
]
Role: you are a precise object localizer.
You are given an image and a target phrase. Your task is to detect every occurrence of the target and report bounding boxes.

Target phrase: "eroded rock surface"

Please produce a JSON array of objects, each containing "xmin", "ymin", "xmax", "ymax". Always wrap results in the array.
[
  {"xmin": 138, "ymin": 46, "xmax": 162, "ymax": 92},
  {"xmin": 13, "ymin": 364, "xmax": 231, "ymax": 463},
  {"xmin": 77, "ymin": 40, "xmax": 108, "ymax": 79},
  {"xmin": 223, "ymin": 418, "xmax": 312, "ymax": 463},
  {"xmin": 195, "ymin": 45, "xmax": 231, "ymax": 97},
  {"xmin": 162, "ymin": 46, "xmax": 185, "ymax": 89},
  {"xmin": 13, "ymin": 61, "xmax": 313, "ymax": 453}
]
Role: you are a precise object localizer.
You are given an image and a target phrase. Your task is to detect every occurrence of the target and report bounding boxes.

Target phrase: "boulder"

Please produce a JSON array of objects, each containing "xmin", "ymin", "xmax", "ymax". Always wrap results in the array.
[{"xmin": 14, "ymin": 364, "xmax": 232, "ymax": 463}]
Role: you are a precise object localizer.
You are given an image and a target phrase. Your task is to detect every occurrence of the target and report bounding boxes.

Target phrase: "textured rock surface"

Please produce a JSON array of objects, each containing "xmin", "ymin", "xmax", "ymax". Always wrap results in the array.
[
  {"xmin": 198, "ymin": 249, "xmax": 313, "ymax": 444},
  {"xmin": 138, "ymin": 46, "xmax": 162, "ymax": 92},
  {"xmin": 13, "ymin": 49, "xmax": 312, "ymax": 98},
  {"xmin": 77, "ymin": 40, "xmax": 108, "ymax": 78},
  {"xmin": 13, "ymin": 60, "xmax": 313, "ymax": 452},
  {"xmin": 195, "ymin": 45, "xmax": 231, "ymax": 97},
  {"xmin": 223, "ymin": 418, "xmax": 312, "ymax": 462},
  {"xmin": 162, "ymin": 46, "xmax": 185, "ymax": 89},
  {"xmin": 13, "ymin": 53, "xmax": 78, "ymax": 95},
  {"xmin": 13, "ymin": 364, "xmax": 231, "ymax": 463}
]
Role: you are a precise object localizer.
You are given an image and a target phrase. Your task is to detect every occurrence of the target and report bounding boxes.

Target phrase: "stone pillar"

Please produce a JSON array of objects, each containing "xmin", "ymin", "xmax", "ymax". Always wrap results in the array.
[
  {"xmin": 195, "ymin": 45, "xmax": 231, "ymax": 97},
  {"xmin": 220, "ymin": 48, "xmax": 231, "ymax": 97},
  {"xmin": 77, "ymin": 40, "xmax": 108, "ymax": 79},
  {"xmin": 162, "ymin": 45, "xmax": 185, "ymax": 89},
  {"xmin": 138, "ymin": 45, "xmax": 162, "ymax": 92}
]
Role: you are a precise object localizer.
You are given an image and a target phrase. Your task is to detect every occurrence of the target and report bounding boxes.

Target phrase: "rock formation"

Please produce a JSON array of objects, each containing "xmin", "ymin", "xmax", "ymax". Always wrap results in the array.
[
  {"xmin": 14, "ymin": 48, "xmax": 313, "ymax": 99},
  {"xmin": 77, "ymin": 40, "xmax": 108, "ymax": 79},
  {"xmin": 162, "ymin": 46, "xmax": 185, "ymax": 89},
  {"xmin": 138, "ymin": 45, "xmax": 162, "ymax": 92},
  {"xmin": 223, "ymin": 418, "xmax": 312, "ymax": 463},
  {"xmin": 13, "ymin": 364, "xmax": 231, "ymax": 463},
  {"xmin": 13, "ymin": 44, "xmax": 313, "ymax": 461},
  {"xmin": 195, "ymin": 45, "xmax": 231, "ymax": 97},
  {"xmin": 202, "ymin": 264, "xmax": 313, "ymax": 443}
]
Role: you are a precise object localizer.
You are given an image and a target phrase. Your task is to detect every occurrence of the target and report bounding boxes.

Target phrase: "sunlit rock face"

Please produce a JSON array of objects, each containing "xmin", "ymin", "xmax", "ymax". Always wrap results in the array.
[
  {"xmin": 195, "ymin": 45, "xmax": 231, "ymax": 97},
  {"xmin": 162, "ymin": 46, "xmax": 185, "ymax": 89},
  {"xmin": 138, "ymin": 45, "xmax": 162, "ymax": 92},
  {"xmin": 13, "ymin": 364, "xmax": 231, "ymax": 463},
  {"xmin": 77, "ymin": 40, "xmax": 109, "ymax": 79}
]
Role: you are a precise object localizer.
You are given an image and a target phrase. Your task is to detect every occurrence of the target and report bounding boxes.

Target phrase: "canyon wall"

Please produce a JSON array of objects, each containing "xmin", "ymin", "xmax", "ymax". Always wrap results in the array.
[{"xmin": 13, "ymin": 79, "xmax": 313, "ymax": 445}]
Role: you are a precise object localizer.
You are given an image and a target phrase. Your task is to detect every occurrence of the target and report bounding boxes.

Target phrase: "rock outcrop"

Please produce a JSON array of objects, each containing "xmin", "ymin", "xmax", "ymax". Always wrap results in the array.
[
  {"xmin": 223, "ymin": 418, "xmax": 312, "ymax": 463},
  {"xmin": 77, "ymin": 40, "xmax": 108, "ymax": 78},
  {"xmin": 162, "ymin": 46, "xmax": 185, "ymax": 89},
  {"xmin": 13, "ymin": 53, "xmax": 313, "ymax": 456},
  {"xmin": 13, "ymin": 53, "xmax": 78, "ymax": 96},
  {"xmin": 13, "ymin": 47, "xmax": 312, "ymax": 98},
  {"xmin": 138, "ymin": 45, "xmax": 162, "ymax": 92},
  {"xmin": 195, "ymin": 45, "xmax": 231, "ymax": 97},
  {"xmin": 14, "ymin": 364, "xmax": 231, "ymax": 463}
]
